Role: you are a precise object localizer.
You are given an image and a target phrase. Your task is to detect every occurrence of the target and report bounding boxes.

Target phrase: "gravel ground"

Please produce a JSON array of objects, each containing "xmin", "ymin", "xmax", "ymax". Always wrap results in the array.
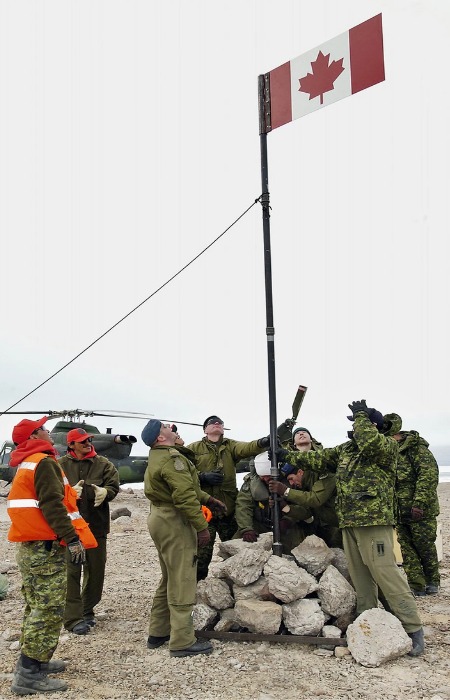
[{"xmin": 0, "ymin": 483, "xmax": 449, "ymax": 700}]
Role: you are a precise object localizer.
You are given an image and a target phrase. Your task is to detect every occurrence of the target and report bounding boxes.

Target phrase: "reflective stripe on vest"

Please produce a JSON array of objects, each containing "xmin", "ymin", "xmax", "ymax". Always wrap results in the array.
[{"xmin": 7, "ymin": 453, "xmax": 97, "ymax": 549}]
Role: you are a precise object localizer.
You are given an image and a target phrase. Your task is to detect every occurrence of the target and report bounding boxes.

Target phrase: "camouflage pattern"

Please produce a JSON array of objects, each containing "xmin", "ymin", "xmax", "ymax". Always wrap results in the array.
[
  {"xmin": 234, "ymin": 469, "xmax": 311, "ymax": 554},
  {"xmin": 383, "ymin": 413, "xmax": 440, "ymax": 590},
  {"xmin": 186, "ymin": 437, "xmax": 265, "ymax": 516},
  {"xmin": 284, "ymin": 413, "xmax": 399, "ymax": 528},
  {"xmin": 396, "ymin": 518, "xmax": 439, "ymax": 590},
  {"xmin": 16, "ymin": 540, "xmax": 66, "ymax": 662},
  {"xmin": 196, "ymin": 514, "xmax": 238, "ymax": 581},
  {"xmin": 0, "ymin": 572, "xmax": 8, "ymax": 599}
]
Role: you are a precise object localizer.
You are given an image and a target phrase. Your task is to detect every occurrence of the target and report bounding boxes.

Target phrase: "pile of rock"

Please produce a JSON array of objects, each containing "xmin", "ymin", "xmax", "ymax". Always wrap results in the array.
[
  {"xmin": 194, "ymin": 533, "xmax": 414, "ymax": 666},
  {"xmin": 194, "ymin": 534, "xmax": 356, "ymax": 639}
]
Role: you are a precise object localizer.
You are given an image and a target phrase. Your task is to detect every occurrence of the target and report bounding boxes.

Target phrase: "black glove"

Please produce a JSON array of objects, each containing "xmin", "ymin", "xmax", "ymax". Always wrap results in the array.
[
  {"xmin": 411, "ymin": 507, "xmax": 424, "ymax": 521},
  {"xmin": 67, "ymin": 538, "xmax": 86, "ymax": 565},
  {"xmin": 257, "ymin": 436, "xmax": 270, "ymax": 448},
  {"xmin": 197, "ymin": 528, "xmax": 211, "ymax": 548},
  {"xmin": 199, "ymin": 471, "xmax": 224, "ymax": 486},
  {"xmin": 207, "ymin": 496, "xmax": 227, "ymax": 516},
  {"xmin": 347, "ymin": 399, "xmax": 369, "ymax": 420},
  {"xmin": 269, "ymin": 447, "xmax": 289, "ymax": 463},
  {"xmin": 268, "ymin": 480, "xmax": 287, "ymax": 496},
  {"xmin": 242, "ymin": 530, "xmax": 258, "ymax": 543},
  {"xmin": 279, "ymin": 518, "xmax": 293, "ymax": 533}
]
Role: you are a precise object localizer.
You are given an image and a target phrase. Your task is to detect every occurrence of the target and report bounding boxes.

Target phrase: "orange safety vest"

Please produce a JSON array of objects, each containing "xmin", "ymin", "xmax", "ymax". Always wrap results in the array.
[{"xmin": 7, "ymin": 453, "xmax": 97, "ymax": 549}]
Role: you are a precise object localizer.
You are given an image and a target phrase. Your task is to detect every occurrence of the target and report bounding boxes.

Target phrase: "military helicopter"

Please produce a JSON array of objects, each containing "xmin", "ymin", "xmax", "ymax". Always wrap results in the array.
[{"xmin": 0, "ymin": 409, "xmax": 204, "ymax": 485}]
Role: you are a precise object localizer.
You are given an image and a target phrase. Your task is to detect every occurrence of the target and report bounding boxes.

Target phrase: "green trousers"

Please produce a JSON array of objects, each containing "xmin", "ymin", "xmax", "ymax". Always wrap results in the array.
[
  {"xmin": 64, "ymin": 536, "xmax": 107, "ymax": 630},
  {"xmin": 148, "ymin": 505, "xmax": 198, "ymax": 651},
  {"xmin": 342, "ymin": 525, "xmax": 422, "ymax": 633},
  {"xmin": 196, "ymin": 513, "xmax": 237, "ymax": 581},
  {"xmin": 17, "ymin": 541, "xmax": 66, "ymax": 662},
  {"xmin": 396, "ymin": 517, "xmax": 440, "ymax": 591}
]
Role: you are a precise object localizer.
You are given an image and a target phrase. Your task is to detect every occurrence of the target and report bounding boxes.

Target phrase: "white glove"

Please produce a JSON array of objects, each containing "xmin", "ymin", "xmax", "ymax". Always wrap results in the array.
[
  {"xmin": 73, "ymin": 480, "xmax": 84, "ymax": 498},
  {"xmin": 92, "ymin": 484, "xmax": 108, "ymax": 507}
]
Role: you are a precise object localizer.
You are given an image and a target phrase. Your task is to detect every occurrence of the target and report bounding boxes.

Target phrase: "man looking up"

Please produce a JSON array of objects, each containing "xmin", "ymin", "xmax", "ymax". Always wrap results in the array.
[
  {"xmin": 187, "ymin": 416, "xmax": 269, "ymax": 580},
  {"xmin": 7, "ymin": 417, "xmax": 96, "ymax": 695},
  {"xmin": 143, "ymin": 419, "xmax": 226, "ymax": 657},
  {"xmin": 274, "ymin": 400, "xmax": 425, "ymax": 657},
  {"xmin": 59, "ymin": 428, "xmax": 120, "ymax": 635}
]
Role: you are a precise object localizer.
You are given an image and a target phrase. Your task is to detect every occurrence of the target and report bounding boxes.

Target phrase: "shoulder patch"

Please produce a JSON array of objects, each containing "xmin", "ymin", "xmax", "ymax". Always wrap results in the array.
[{"xmin": 319, "ymin": 473, "xmax": 330, "ymax": 480}]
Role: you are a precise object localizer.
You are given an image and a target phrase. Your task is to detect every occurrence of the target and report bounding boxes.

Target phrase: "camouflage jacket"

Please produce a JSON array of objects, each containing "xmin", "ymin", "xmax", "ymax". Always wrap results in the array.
[
  {"xmin": 186, "ymin": 437, "xmax": 265, "ymax": 516},
  {"xmin": 382, "ymin": 413, "xmax": 440, "ymax": 520},
  {"xmin": 284, "ymin": 413, "xmax": 398, "ymax": 528},
  {"xmin": 395, "ymin": 432, "xmax": 440, "ymax": 519},
  {"xmin": 286, "ymin": 470, "xmax": 339, "ymax": 527},
  {"xmin": 144, "ymin": 445, "xmax": 211, "ymax": 532}
]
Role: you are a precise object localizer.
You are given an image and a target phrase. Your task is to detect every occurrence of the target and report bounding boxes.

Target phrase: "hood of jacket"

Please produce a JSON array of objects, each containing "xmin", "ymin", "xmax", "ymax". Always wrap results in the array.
[{"xmin": 382, "ymin": 413, "xmax": 402, "ymax": 437}]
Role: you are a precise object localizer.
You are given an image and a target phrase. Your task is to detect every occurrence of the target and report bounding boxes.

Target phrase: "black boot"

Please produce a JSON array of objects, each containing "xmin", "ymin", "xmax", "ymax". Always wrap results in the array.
[
  {"xmin": 408, "ymin": 628, "xmax": 425, "ymax": 657},
  {"xmin": 12, "ymin": 654, "xmax": 68, "ymax": 695}
]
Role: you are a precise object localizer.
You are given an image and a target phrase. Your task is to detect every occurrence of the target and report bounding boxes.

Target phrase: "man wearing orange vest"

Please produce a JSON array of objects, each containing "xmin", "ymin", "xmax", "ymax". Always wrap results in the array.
[{"xmin": 7, "ymin": 416, "xmax": 97, "ymax": 696}]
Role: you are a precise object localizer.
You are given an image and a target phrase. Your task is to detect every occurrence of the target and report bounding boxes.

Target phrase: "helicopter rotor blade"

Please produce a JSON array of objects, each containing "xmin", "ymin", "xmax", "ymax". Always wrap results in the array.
[{"xmin": 1, "ymin": 409, "xmax": 227, "ymax": 430}]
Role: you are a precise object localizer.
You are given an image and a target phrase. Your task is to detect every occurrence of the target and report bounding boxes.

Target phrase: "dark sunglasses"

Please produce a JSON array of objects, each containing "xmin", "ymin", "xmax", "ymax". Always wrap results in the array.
[
  {"xmin": 79, "ymin": 438, "xmax": 93, "ymax": 445},
  {"xmin": 205, "ymin": 418, "xmax": 224, "ymax": 427}
]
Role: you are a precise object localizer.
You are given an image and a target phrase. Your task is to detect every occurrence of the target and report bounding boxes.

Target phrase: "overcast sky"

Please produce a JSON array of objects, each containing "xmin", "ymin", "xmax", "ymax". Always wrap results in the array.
[{"xmin": 0, "ymin": 0, "xmax": 449, "ymax": 457}]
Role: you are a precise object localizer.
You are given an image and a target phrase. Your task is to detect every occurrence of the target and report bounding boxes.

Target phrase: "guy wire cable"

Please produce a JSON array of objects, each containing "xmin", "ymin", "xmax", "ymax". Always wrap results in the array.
[{"xmin": 1, "ymin": 196, "xmax": 262, "ymax": 416}]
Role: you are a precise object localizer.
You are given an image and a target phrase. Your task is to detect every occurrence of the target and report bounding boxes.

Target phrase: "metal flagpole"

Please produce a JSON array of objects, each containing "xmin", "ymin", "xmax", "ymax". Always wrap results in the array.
[{"xmin": 258, "ymin": 73, "xmax": 282, "ymax": 557}]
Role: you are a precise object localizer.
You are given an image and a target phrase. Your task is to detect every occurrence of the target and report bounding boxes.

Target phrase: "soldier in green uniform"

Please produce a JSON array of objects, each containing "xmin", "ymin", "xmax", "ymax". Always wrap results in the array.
[
  {"xmin": 383, "ymin": 413, "xmax": 440, "ymax": 596},
  {"xmin": 143, "ymin": 419, "xmax": 226, "ymax": 657},
  {"xmin": 59, "ymin": 428, "xmax": 120, "ymax": 634},
  {"xmin": 234, "ymin": 452, "xmax": 312, "ymax": 552},
  {"xmin": 274, "ymin": 400, "xmax": 425, "ymax": 656},
  {"xmin": 269, "ymin": 426, "xmax": 341, "ymax": 548},
  {"xmin": 187, "ymin": 416, "xmax": 269, "ymax": 580}
]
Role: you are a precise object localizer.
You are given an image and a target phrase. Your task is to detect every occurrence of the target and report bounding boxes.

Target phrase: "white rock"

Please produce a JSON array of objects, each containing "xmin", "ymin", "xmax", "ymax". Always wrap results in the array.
[{"xmin": 346, "ymin": 608, "xmax": 412, "ymax": 667}]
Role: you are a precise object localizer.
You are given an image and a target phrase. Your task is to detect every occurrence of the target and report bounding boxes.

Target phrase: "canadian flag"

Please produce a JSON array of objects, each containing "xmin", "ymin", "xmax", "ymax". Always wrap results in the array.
[{"xmin": 267, "ymin": 14, "xmax": 385, "ymax": 131}]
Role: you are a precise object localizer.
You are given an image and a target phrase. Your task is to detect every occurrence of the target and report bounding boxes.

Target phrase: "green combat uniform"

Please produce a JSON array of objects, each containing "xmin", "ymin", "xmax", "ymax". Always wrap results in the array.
[
  {"xmin": 284, "ymin": 412, "xmax": 422, "ymax": 633},
  {"xmin": 186, "ymin": 436, "xmax": 265, "ymax": 580},
  {"xmin": 234, "ymin": 467, "xmax": 311, "ymax": 554},
  {"xmin": 384, "ymin": 413, "xmax": 440, "ymax": 594},
  {"xmin": 286, "ymin": 471, "xmax": 342, "ymax": 548},
  {"xmin": 58, "ymin": 453, "xmax": 120, "ymax": 630},
  {"xmin": 144, "ymin": 444, "xmax": 211, "ymax": 652}
]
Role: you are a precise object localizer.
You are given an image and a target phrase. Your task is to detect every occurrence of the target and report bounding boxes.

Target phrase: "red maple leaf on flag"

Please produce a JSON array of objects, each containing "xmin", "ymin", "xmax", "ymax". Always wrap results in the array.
[{"xmin": 298, "ymin": 51, "xmax": 345, "ymax": 104}]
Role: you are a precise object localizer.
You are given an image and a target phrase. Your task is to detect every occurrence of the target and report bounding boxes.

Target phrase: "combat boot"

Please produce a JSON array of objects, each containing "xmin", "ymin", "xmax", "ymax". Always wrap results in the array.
[
  {"xmin": 15, "ymin": 658, "xmax": 66, "ymax": 675},
  {"xmin": 408, "ymin": 627, "xmax": 425, "ymax": 657},
  {"xmin": 170, "ymin": 640, "xmax": 213, "ymax": 657},
  {"xmin": 11, "ymin": 666, "xmax": 68, "ymax": 695}
]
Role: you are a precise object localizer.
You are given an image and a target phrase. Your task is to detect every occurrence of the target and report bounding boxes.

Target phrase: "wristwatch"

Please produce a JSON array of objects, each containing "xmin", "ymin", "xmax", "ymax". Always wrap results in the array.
[{"xmin": 284, "ymin": 487, "xmax": 290, "ymax": 498}]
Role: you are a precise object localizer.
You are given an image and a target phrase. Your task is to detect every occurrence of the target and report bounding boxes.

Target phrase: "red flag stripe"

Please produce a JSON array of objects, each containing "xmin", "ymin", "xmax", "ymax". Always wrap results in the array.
[
  {"xmin": 269, "ymin": 61, "xmax": 292, "ymax": 131},
  {"xmin": 349, "ymin": 14, "xmax": 385, "ymax": 94}
]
